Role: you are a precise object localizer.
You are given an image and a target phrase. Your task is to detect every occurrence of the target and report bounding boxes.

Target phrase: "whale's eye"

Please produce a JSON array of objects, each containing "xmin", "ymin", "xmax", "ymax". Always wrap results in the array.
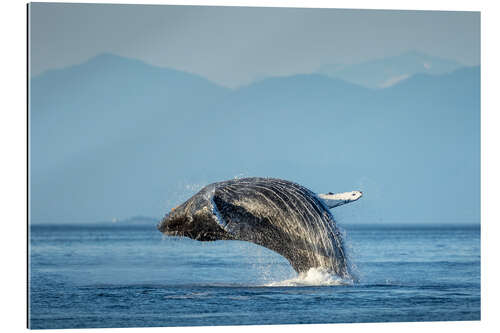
[{"xmin": 352, "ymin": 193, "xmax": 356, "ymax": 196}]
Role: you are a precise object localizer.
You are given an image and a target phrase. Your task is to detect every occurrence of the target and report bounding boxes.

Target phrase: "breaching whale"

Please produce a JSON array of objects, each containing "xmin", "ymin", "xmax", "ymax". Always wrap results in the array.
[{"xmin": 157, "ymin": 177, "xmax": 362, "ymax": 279}]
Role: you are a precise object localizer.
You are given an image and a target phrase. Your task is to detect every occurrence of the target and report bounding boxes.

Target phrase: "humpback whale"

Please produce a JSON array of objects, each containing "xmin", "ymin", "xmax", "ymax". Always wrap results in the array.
[{"xmin": 157, "ymin": 177, "xmax": 362, "ymax": 279}]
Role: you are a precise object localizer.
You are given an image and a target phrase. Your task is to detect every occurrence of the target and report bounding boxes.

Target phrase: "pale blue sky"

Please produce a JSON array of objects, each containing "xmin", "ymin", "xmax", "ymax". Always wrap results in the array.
[{"xmin": 29, "ymin": 3, "xmax": 480, "ymax": 87}]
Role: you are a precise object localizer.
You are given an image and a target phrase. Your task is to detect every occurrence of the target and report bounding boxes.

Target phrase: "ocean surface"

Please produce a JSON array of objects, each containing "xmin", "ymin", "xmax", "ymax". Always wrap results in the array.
[{"xmin": 28, "ymin": 223, "xmax": 480, "ymax": 329}]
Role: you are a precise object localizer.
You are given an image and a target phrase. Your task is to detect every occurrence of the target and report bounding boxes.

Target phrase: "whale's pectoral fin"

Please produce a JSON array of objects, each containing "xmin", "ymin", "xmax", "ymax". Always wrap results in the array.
[
  {"xmin": 210, "ymin": 194, "xmax": 263, "ymax": 238},
  {"xmin": 318, "ymin": 191, "xmax": 363, "ymax": 209},
  {"xmin": 209, "ymin": 196, "xmax": 233, "ymax": 233}
]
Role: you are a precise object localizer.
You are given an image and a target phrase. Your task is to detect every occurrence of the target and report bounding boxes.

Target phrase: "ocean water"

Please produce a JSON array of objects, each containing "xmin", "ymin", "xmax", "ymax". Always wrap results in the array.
[{"xmin": 28, "ymin": 224, "xmax": 480, "ymax": 329}]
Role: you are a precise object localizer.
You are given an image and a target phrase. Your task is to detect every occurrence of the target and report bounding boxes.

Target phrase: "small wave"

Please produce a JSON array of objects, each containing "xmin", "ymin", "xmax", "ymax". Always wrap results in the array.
[
  {"xmin": 163, "ymin": 292, "xmax": 210, "ymax": 299},
  {"xmin": 264, "ymin": 267, "xmax": 353, "ymax": 287}
]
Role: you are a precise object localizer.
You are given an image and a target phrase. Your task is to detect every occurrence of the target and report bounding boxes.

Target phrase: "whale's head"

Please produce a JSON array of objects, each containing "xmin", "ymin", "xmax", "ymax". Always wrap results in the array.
[{"xmin": 157, "ymin": 186, "xmax": 231, "ymax": 241}]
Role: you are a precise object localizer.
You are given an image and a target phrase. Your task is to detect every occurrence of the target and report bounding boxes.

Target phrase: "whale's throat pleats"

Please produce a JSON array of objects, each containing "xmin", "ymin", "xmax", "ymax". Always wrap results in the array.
[{"xmin": 209, "ymin": 178, "xmax": 351, "ymax": 278}]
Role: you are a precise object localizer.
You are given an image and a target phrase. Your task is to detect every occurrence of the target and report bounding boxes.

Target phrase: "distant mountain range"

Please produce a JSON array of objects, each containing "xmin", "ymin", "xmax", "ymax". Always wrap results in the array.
[
  {"xmin": 29, "ymin": 53, "xmax": 480, "ymax": 226},
  {"xmin": 317, "ymin": 50, "xmax": 463, "ymax": 88}
]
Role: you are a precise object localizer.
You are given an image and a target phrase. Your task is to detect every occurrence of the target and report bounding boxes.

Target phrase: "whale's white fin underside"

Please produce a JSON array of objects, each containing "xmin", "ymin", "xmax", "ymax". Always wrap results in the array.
[
  {"xmin": 209, "ymin": 197, "xmax": 235, "ymax": 233},
  {"xmin": 318, "ymin": 191, "xmax": 363, "ymax": 209}
]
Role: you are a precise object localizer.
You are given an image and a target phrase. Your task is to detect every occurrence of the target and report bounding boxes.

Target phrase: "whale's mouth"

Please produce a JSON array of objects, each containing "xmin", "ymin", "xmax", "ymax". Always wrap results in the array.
[
  {"xmin": 157, "ymin": 211, "xmax": 192, "ymax": 235},
  {"xmin": 157, "ymin": 218, "xmax": 192, "ymax": 238},
  {"xmin": 158, "ymin": 221, "xmax": 223, "ymax": 241},
  {"xmin": 161, "ymin": 229, "xmax": 223, "ymax": 242}
]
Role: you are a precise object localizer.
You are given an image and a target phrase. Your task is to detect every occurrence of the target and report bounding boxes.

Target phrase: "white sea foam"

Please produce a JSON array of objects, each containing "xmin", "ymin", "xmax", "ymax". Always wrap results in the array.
[{"xmin": 264, "ymin": 267, "xmax": 352, "ymax": 287}]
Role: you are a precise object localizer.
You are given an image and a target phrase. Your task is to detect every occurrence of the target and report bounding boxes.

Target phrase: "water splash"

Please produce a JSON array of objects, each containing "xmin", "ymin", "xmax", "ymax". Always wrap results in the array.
[
  {"xmin": 233, "ymin": 173, "xmax": 248, "ymax": 180},
  {"xmin": 264, "ymin": 267, "xmax": 353, "ymax": 287}
]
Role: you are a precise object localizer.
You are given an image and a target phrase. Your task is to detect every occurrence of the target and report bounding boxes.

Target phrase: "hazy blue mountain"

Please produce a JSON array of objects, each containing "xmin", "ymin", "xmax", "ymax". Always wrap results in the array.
[
  {"xmin": 29, "ymin": 54, "xmax": 479, "ymax": 227},
  {"xmin": 30, "ymin": 54, "xmax": 230, "ymax": 223},
  {"xmin": 317, "ymin": 50, "xmax": 463, "ymax": 88},
  {"xmin": 201, "ymin": 67, "xmax": 480, "ymax": 226}
]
